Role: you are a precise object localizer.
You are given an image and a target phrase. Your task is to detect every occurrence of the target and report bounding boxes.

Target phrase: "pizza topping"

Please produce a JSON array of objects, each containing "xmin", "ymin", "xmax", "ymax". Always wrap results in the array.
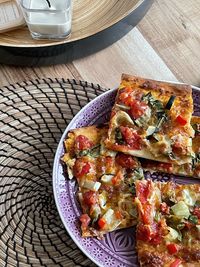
[
  {"xmin": 188, "ymin": 215, "xmax": 198, "ymax": 224},
  {"xmin": 115, "ymin": 127, "xmax": 125, "ymax": 145},
  {"xmin": 136, "ymin": 180, "xmax": 152, "ymax": 204},
  {"xmin": 160, "ymin": 202, "xmax": 170, "ymax": 214},
  {"xmin": 165, "ymin": 227, "xmax": 180, "ymax": 242},
  {"xmin": 111, "ymin": 170, "xmax": 124, "ymax": 185},
  {"xmin": 146, "ymin": 125, "xmax": 157, "ymax": 136},
  {"xmin": 154, "ymin": 211, "xmax": 161, "ymax": 222},
  {"xmin": 90, "ymin": 204, "xmax": 101, "ymax": 221},
  {"xmin": 170, "ymin": 259, "xmax": 182, "ymax": 267},
  {"xmin": 100, "ymin": 174, "xmax": 114, "ymax": 183},
  {"xmin": 175, "ymin": 115, "xmax": 187, "ymax": 126},
  {"xmin": 83, "ymin": 190, "xmax": 98, "ymax": 206},
  {"xmin": 137, "ymin": 224, "xmax": 151, "ymax": 241},
  {"xmin": 116, "ymin": 153, "xmax": 138, "ymax": 169},
  {"xmin": 133, "ymin": 105, "xmax": 151, "ymax": 127},
  {"xmin": 193, "ymin": 123, "xmax": 200, "ymax": 136},
  {"xmin": 73, "ymin": 159, "xmax": 94, "ymax": 178},
  {"xmin": 171, "ymin": 134, "xmax": 192, "ymax": 156},
  {"xmin": 129, "ymin": 100, "xmax": 148, "ymax": 120},
  {"xmin": 171, "ymin": 201, "xmax": 190, "ymax": 219},
  {"xmin": 141, "ymin": 203, "xmax": 154, "ymax": 224},
  {"xmin": 75, "ymin": 135, "xmax": 94, "ymax": 152},
  {"xmin": 116, "ymin": 103, "xmax": 130, "ymax": 110},
  {"xmin": 132, "ymin": 167, "xmax": 144, "ymax": 180},
  {"xmin": 98, "ymin": 217, "xmax": 106, "ymax": 229},
  {"xmin": 182, "ymin": 189, "xmax": 197, "ymax": 206},
  {"xmin": 83, "ymin": 180, "xmax": 101, "ymax": 191},
  {"xmin": 165, "ymin": 95, "xmax": 176, "ymax": 110},
  {"xmin": 120, "ymin": 126, "xmax": 142, "ymax": 150},
  {"xmin": 192, "ymin": 153, "xmax": 200, "ymax": 169},
  {"xmin": 99, "ymin": 192, "xmax": 107, "ymax": 209},
  {"xmin": 115, "ymin": 210, "xmax": 123, "ymax": 220},
  {"xmin": 167, "ymin": 243, "xmax": 179, "ymax": 254},
  {"xmin": 193, "ymin": 206, "xmax": 200, "ymax": 219},
  {"xmin": 79, "ymin": 214, "xmax": 91, "ymax": 229},
  {"xmin": 142, "ymin": 92, "xmax": 164, "ymax": 112},
  {"xmin": 140, "ymin": 251, "xmax": 164, "ymax": 267}
]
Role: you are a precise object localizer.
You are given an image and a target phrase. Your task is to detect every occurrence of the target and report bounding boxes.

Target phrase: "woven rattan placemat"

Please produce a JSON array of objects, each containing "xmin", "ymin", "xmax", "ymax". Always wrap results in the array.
[{"xmin": 0, "ymin": 78, "xmax": 107, "ymax": 267}]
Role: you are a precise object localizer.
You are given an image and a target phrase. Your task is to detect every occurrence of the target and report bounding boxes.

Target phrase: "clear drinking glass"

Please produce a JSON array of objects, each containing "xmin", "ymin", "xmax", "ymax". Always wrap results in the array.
[{"xmin": 18, "ymin": 0, "xmax": 72, "ymax": 40}]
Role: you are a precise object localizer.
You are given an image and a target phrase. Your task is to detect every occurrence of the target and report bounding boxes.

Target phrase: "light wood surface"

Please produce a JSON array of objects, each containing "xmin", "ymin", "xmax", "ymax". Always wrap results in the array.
[
  {"xmin": 0, "ymin": 0, "xmax": 200, "ymax": 88},
  {"xmin": 0, "ymin": 0, "xmax": 144, "ymax": 47}
]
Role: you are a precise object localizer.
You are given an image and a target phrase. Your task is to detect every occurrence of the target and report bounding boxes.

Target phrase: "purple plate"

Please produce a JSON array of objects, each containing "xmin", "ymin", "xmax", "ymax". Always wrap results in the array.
[{"xmin": 53, "ymin": 85, "xmax": 200, "ymax": 267}]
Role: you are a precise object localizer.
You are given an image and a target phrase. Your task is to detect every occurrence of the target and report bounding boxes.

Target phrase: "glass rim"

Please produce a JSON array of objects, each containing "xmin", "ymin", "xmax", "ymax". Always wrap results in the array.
[{"xmin": 19, "ymin": 2, "xmax": 70, "ymax": 12}]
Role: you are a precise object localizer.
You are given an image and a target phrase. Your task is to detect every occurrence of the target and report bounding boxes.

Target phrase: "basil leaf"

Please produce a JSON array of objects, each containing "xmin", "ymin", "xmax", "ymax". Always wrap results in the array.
[
  {"xmin": 154, "ymin": 212, "xmax": 161, "ymax": 222},
  {"xmin": 188, "ymin": 215, "xmax": 198, "ymax": 224},
  {"xmin": 142, "ymin": 92, "xmax": 164, "ymax": 112},
  {"xmin": 129, "ymin": 185, "xmax": 136, "ymax": 196},
  {"xmin": 115, "ymin": 128, "xmax": 124, "ymax": 145},
  {"xmin": 77, "ymin": 144, "xmax": 100, "ymax": 158},
  {"xmin": 195, "ymin": 200, "xmax": 200, "ymax": 207}
]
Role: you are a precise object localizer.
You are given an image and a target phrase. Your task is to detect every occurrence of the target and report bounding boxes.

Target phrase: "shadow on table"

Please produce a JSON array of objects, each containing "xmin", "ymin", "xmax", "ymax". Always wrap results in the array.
[{"xmin": 0, "ymin": 0, "xmax": 153, "ymax": 66}]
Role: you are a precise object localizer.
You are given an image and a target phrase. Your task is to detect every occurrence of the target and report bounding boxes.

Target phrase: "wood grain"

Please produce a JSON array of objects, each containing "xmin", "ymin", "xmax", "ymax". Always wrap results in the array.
[
  {"xmin": 73, "ymin": 28, "xmax": 177, "ymax": 88},
  {"xmin": 0, "ymin": 0, "xmax": 200, "ymax": 89},
  {"xmin": 0, "ymin": 0, "xmax": 144, "ymax": 47},
  {"xmin": 138, "ymin": 0, "xmax": 200, "ymax": 86}
]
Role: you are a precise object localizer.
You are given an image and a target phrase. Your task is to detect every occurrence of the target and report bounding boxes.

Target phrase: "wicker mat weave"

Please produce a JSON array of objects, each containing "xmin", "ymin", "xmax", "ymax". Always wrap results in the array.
[{"xmin": 0, "ymin": 78, "xmax": 106, "ymax": 267}]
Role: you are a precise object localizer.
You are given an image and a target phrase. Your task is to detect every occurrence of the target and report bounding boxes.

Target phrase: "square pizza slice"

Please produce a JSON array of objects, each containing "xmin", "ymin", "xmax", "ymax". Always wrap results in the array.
[
  {"xmin": 105, "ymin": 74, "xmax": 194, "ymax": 165},
  {"xmin": 135, "ymin": 179, "xmax": 200, "ymax": 267},
  {"xmin": 62, "ymin": 125, "xmax": 144, "ymax": 238},
  {"xmin": 140, "ymin": 116, "xmax": 200, "ymax": 178}
]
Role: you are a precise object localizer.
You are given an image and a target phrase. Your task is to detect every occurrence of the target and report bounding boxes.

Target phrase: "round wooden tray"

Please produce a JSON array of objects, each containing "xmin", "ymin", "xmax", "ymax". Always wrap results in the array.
[{"xmin": 0, "ymin": 0, "xmax": 145, "ymax": 48}]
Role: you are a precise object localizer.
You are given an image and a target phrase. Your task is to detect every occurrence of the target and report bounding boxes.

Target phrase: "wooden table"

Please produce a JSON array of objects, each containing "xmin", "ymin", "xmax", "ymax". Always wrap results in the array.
[{"xmin": 0, "ymin": 0, "xmax": 200, "ymax": 89}]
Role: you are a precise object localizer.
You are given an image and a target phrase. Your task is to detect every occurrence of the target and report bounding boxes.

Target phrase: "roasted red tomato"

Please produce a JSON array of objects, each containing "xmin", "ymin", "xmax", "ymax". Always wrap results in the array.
[
  {"xmin": 167, "ymin": 243, "xmax": 179, "ymax": 255},
  {"xmin": 192, "ymin": 207, "xmax": 200, "ymax": 219},
  {"xmin": 129, "ymin": 99, "xmax": 148, "ymax": 119},
  {"xmin": 98, "ymin": 217, "xmax": 106, "ymax": 229},
  {"xmin": 175, "ymin": 115, "xmax": 187, "ymax": 126},
  {"xmin": 118, "ymin": 87, "xmax": 133, "ymax": 105},
  {"xmin": 120, "ymin": 126, "xmax": 142, "ymax": 150},
  {"xmin": 136, "ymin": 180, "xmax": 151, "ymax": 204},
  {"xmin": 79, "ymin": 214, "xmax": 91, "ymax": 228},
  {"xmin": 141, "ymin": 203, "xmax": 153, "ymax": 225},
  {"xmin": 160, "ymin": 202, "xmax": 170, "ymax": 214},
  {"xmin": 73, "ymin": 159, "xmax": 93, "ymax": 178},
  {"xmin": 137, "ymin": 223, "xmax": 151, "ymax": 241},
  {"xmin": 74, "ymin": 135, "xmax": 94, "ymax": 151},
  {"xmin": 83, "ymin": 190, "xmax": 98, "ymax": 206},
  {"xmin": 116, "ymin": 153, "xmax": 138, "ymax": 169}
]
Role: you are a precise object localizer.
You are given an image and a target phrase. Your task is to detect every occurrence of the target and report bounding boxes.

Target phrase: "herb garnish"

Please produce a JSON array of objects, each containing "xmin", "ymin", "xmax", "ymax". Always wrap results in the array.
[
  {"xmin": 115, "ymin": 128, "xmax": 124, "ymax": 145},
  {"xmin": 77, "ymin": 144, "xmax": 101, "ymax": 158},
  {"xmin": 188, "ymin": 215, "xmax": 198, "ymax": 224}
]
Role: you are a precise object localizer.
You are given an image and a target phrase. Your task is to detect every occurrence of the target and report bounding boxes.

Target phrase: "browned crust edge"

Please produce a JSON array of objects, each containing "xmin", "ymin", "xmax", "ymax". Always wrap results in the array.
[
  {"xmin": 191, "ymin": 116, "xmax": 200, "ymax": 124},
  {"xmin": 121, "ymin": 73, "xmax": 192, "ymax": 96}
]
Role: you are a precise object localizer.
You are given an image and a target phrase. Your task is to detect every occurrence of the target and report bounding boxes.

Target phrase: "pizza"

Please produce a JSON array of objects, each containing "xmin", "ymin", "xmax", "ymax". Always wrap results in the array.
[
  {"xmin": 62, "ymin": 125, "xmax": 144, "ymax": 238},
  {"xmin": 140, "ymin": 116, "xmax": 200, "ymax": 178},
  {"xmin": 105, "ymin": 74, "xmax": 194, "ymax": 165},
  {"xmin": 60, "ymin": 74, "xmax": 200, "ymax": 266},
  {"xmin": 135, "ymin": 179, "xmax": 200, "ymax": 267}
]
